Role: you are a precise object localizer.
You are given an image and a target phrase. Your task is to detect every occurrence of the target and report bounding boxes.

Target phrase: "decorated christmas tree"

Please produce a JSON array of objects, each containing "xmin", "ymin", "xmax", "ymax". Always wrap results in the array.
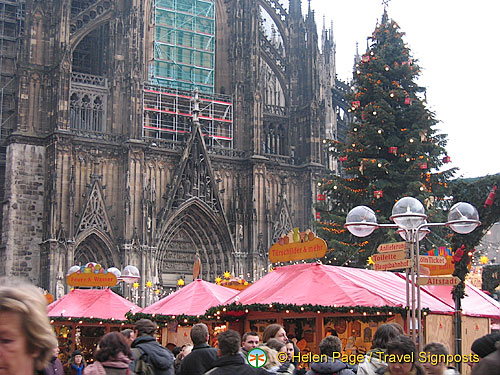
[{"xmin": 318, "ymin": 11, "xmax": 456, "ymax": 267}]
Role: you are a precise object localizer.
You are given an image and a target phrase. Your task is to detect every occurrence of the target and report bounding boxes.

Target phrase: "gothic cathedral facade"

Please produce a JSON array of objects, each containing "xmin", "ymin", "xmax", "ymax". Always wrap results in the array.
[{"xmin": 0, "ymin": 0, "xmax": 337, "ymax": 302}]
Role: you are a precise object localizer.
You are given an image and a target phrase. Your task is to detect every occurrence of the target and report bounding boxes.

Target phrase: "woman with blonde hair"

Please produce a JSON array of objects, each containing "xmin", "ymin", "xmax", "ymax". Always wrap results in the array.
[{"xmin": 0, "ymin": 280, "xmax": 58, "ymax": 375}]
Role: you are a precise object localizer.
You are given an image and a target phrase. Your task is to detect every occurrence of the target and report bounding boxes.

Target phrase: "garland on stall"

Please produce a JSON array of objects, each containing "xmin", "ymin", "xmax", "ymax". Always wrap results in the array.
[
  {"xmin": 126, "ymin": 311, "xmax": 202, "ymax": 326},
  {"xmin": 49, "ymin": 316, "xmax": 129, "ymax": 325},
  {"xmin": 204, "ymin": 302, "xmax": 430, "ymax": 323}
]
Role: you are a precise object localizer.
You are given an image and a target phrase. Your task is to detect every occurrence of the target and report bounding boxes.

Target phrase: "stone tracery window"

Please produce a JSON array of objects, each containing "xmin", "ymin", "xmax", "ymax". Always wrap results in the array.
[{"xmin": 70, "ymin": 92, "xmax": 105, "ymax": 131}]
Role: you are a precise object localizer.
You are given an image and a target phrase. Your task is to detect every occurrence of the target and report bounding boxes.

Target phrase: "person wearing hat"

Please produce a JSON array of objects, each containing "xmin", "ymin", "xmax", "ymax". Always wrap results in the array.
[
  {"xmin": 471, "ymin": 332, "xmax": 500, "ymax": 375},
  {"xmin": 63, "ymin": 350, "xmax": 86, "ymax": 375},
  {"xmin": 130, "ymin": 318, "xmax": 174, "ymax": 375}
]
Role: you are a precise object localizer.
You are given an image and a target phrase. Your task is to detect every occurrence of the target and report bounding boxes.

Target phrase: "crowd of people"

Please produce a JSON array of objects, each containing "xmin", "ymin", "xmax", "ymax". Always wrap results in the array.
[{"xmin": 1, "ymin": 282, "xmax": 499, "ymax": 375}]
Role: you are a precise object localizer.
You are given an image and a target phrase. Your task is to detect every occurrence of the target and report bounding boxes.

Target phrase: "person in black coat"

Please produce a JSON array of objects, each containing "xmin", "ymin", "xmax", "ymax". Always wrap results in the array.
[
  {"xmin": 204, "ymin": 330, "xmax": 271, "ymax": 375},
  {"xmin": 131, "ymin": 319, "xmax": 175, "ymax": 375},
  {"xmin": 179, "ymin": 323, "xmax": 218, "ymax": 375}
]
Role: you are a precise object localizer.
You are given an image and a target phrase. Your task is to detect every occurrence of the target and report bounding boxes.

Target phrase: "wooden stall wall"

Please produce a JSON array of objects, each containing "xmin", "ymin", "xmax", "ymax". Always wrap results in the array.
[
  {"xmin": 425, "ymin": 314, "xmax": 455, "ymax": 355},
  {"xmin": 461, "ymin": 316, "xmax": 490, "ymax": 375}
]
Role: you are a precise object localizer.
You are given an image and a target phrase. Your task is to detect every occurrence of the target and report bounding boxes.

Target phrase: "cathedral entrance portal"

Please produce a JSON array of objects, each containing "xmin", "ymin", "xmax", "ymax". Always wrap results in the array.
[
  {"xmin": 73, "ymin": 230, "xmax": 118, "ymax": 269},
  {"xmin": 156, "ymin": 198, "xmax": 233, "ymax": 288}
]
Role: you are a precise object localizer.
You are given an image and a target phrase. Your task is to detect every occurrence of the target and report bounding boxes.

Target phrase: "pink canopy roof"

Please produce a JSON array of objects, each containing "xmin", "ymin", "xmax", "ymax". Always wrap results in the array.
[
  {"xmin": 225, "ymin": 263, "xmax": 454, "ymax": 313},
  {"xmin": 142, "ymin": 279, "xmax": 239, "ymax": 316},
  {"xmin": 421, "ymin": 281, "xmax": 500, "ymax": 319},
  {"xmin": 47, "ymin": 288, "xmax": 141, "ymax": 320}
]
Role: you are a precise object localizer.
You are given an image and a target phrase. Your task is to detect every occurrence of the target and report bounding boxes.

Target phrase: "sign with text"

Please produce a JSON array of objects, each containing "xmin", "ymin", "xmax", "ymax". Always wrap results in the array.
[
  {"xmin": 377, "ymin": 242, "xmax": 407, "ymax": 253},
  {"xmin": 417, "ymin": 276, "xmax": 460, "ymax": 286},
  {"xmin": 373, "ymin": 259, "xmax": 412, "ymax": 271},
  {"xmin": 419, "ymin": 255, "xmax": 447, "ymax": 266},
  {"xmin": 372, "ymin": 251, "xmax": 407, "ymax": 263},
  {"xmin": 66, "ymin": 272, "xmax": 117, "ymax": 287},
  {"xmin": 269, "ymin": 237, "xmax": 327, "ymax": 263}
]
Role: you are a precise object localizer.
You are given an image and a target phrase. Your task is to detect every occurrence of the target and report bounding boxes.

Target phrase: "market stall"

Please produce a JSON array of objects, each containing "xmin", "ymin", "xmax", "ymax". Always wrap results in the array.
[
  {"xmin": 47, "ymin": 288, "xmax": 140, "ymax": 363},
  {"xmin": 135, "ymin": 279, "xmax": 239, "ymax": 346},
  {"xmin": 209, "ymin": 263, "xmax": 455, "ymax": 355}
]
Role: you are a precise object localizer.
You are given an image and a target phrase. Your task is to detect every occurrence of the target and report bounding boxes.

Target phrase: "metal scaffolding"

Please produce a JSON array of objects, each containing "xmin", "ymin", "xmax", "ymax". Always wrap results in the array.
[
  {"xmin": 151, "ymin": 0, "xmax": 215, "ymax": 94},
  {"xmin": 0, "ymin": 0, "xmax": 24, "ymax": 141},
  {"xmin": 143, "ymin": 83, "xmax": 233, "ymax": 148}
]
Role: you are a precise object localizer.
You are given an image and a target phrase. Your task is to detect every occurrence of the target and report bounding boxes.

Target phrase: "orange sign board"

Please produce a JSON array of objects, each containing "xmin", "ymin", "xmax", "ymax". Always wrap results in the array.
[
  {"xmin": 423, "ymin": 255, "xmax": 455, "ymax": 276},
  {"xmin": 372, "ymin": 251, "xmax": 406, "ymax": 263},
  {"xmin": 67, "ymin": 272, "xmax": 117, "ymax": 287},
  {"xmin": 377, "ymin": 242, "xmax": 407, "ymax": 253},
  {"xmin": 269, "ymin": 237, "xmax": 327, "ymax": 263},
  {"xmin": 417, "ymin": 276, "xmax": 460, "ymax": 286},
  {"xmin": 419, "ymin": 255, "xmax": 446, "ymax": 266},
  {"xmin": 373, "ymin": 259, "xmax": 412, "ymax": 271}
]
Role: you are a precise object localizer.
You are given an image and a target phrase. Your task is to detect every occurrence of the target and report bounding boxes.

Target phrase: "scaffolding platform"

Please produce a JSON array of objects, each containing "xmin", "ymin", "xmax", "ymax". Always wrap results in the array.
[{"xmin": 143, "ymin": 83, "xmax": 233, "ymax": 148}]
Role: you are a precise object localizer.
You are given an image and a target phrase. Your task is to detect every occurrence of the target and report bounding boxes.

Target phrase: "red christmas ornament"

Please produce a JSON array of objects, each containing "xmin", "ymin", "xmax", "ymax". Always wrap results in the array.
[
  {"xmin": 484, "ymin": 185, "xmax": 497, "ymax": 208},
  {"xmin": 452, "ymin": 245, "xmax": 465, "ymax": 264},
  {"xmin": 404, "ymin": 97, "xmax": 411, "ymax": 105},
  {"xmin": 373, "ymin": 190, "xmax": 384, "ymax": 199},
  {"xmin": 362, "ymin": 55, "xmax": 370, "ymax": 63},
  {"xmin": 442, "ymin": 156, "xmax": 451, "ymax": 163},
  {"xmin": 419, "ymin": 162, "xmax": 427, "ymax": 169},
  {"xmin": 388, "ymin": 146, "xmax": 398, "ymax": 155},
  {"xmin": 317, "ymin": 194, "xmax": 326, "ymax": 201},
  {"xmin": 352, "ymin": 101, "xmax": 361, "ymax": 109},
  {"xmin": 339, "ymin": 156, "xmax": 347, "ymax": 162},
  {"xmin": 361, "ymin": 112, "xmax": 366, "ymax": 120},
  {"xmin": 315, "ymin": 212, "xmax": 321, "ymax": 220}
]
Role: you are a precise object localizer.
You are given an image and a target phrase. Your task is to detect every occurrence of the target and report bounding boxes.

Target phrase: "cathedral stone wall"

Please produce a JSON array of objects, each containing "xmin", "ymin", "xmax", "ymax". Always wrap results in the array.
[{"xmin": 0, "ymin": 143, "xmax": 46, "ymax": 283}]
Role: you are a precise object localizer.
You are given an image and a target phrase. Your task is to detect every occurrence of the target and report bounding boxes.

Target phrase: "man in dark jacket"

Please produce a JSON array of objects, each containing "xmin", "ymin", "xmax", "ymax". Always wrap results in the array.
[
  {"xmin": 306, "ymin": 336, "xmax": 356, "ymax": 375},
  {"xmin": 131, "ymin": 318, "xmax": 175, "ymax": 375},
  {"xmin": 179, "ymin": 323, "xmax": 218, "ymax": 375},
  {"xmin": 205, "ymin": 330, "xmax": 271, "ymax": 375},
  {"xmin": 44, "ymin": 347, "xmax": 64, "ymax": 375}
]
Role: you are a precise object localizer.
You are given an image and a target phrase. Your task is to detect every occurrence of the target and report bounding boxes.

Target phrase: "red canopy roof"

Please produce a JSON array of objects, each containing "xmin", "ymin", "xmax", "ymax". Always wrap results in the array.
[
  {"xmin": 142, "ymin": 279, "xmax": 239, "ymax": 316},
  {"xmin": 47, "ymin": 288, "xmax": 141, "ymax": 320},
  {"xmin": 225, "ymin": 263, "xmax": 454, "ymax": 313}
]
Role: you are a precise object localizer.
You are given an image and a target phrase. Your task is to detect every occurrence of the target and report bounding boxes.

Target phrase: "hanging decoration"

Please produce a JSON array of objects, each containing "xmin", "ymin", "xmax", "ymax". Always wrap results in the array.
[
  {"xmin": 339, "ymin": 156, "xmax": 348, "ymax": 162},
  {"xmin": 484, "ymin": 185, "xmax": 497, "ymax": 208},
  {"xmin": 373, "ymin": 190, "xmax": 384, "ymax": 199},
  {"xmin": 317, "ymin": 194, "xmax": 326, "ymax": 201},
  {"xmin": 316, "ymin": 212, "xmax": 321, "ymax": 219},
  {"xmin": 419, "ymin": 162, "xmax": 428, "ymax": 169},
  {"xmin": 359, "ymin": 159, "xmax": 366, "ymax": 175},
  {"xmin": 419, "ymin": 130, "xmax": 428, "ymax": 142},
  {"xmin": 388, "ymin": 146, "xmax": 398, "ymax": 155},
  {"xmin": 404, "ymin": 97, "xmax": 411, "ymax": 105},
  {"xmin": 352, "ymin": 101, "xmax": 361, "ymax": 109},
  {"xmin": 362, "ymin": 55, "xmax": 370, "ymax": 63},
  {"xmin": 442, "ymin": 156, "xmax": 451, "ymax": 163}
]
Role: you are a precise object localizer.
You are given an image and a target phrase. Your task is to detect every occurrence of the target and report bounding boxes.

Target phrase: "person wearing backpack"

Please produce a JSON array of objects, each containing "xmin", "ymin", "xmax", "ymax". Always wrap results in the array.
[{"xmin": 130, "ymin": 319, "xmax": 174, "ymax": 375}]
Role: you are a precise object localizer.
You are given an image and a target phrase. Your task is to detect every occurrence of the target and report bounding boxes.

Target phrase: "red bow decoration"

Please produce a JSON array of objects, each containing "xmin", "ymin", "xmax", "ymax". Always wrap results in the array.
[{"xmin": 452, "ymin": 245, "xmax": 465, "ymax": 264}]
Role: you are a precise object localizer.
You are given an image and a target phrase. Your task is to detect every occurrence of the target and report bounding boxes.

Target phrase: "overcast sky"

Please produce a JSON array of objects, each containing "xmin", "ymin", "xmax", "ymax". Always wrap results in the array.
[{"xmin": 303, "ymin": 0, "xmax": 499, "ymax": 179}]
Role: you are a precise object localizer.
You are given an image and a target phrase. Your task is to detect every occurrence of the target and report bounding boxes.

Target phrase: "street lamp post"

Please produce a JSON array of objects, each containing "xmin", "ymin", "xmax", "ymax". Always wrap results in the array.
[{"xmin": 345, "ymin": 198, "xmax": 480, "ymax": 354}]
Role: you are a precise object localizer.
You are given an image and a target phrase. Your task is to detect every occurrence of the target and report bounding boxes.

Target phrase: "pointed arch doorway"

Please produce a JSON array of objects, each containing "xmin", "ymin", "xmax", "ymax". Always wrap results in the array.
[
  {"xmin": 73, "ymin": 229, "xmax": 119, "ymax": 269},
  {"xmin": 156, "ymin": 198, "xmax": 234, "ymax": 288}
]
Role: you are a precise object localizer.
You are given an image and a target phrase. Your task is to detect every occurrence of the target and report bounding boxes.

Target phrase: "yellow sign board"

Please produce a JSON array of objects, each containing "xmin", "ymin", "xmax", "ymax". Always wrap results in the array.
[
  {"xmin": 417, "ymin": 276, "xmax": 460, "ymax": 286},
  {"xmin": 269, "ymin": 237, "xmax": 327, "ymax": 263},
  {"xmin": 67, "ymin": 272, "xmax": 117, "ymax": 287},
  {"xmin": 372, "ymin": 251, "xmax": 406, "ymax": 263},
  {"xmin": 373, "ymin": 258, "xmax": 412, "ymax": 271},
  {"xmin": 377, "ymin": 242, "xmax": 407, "ymax": 253}
]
